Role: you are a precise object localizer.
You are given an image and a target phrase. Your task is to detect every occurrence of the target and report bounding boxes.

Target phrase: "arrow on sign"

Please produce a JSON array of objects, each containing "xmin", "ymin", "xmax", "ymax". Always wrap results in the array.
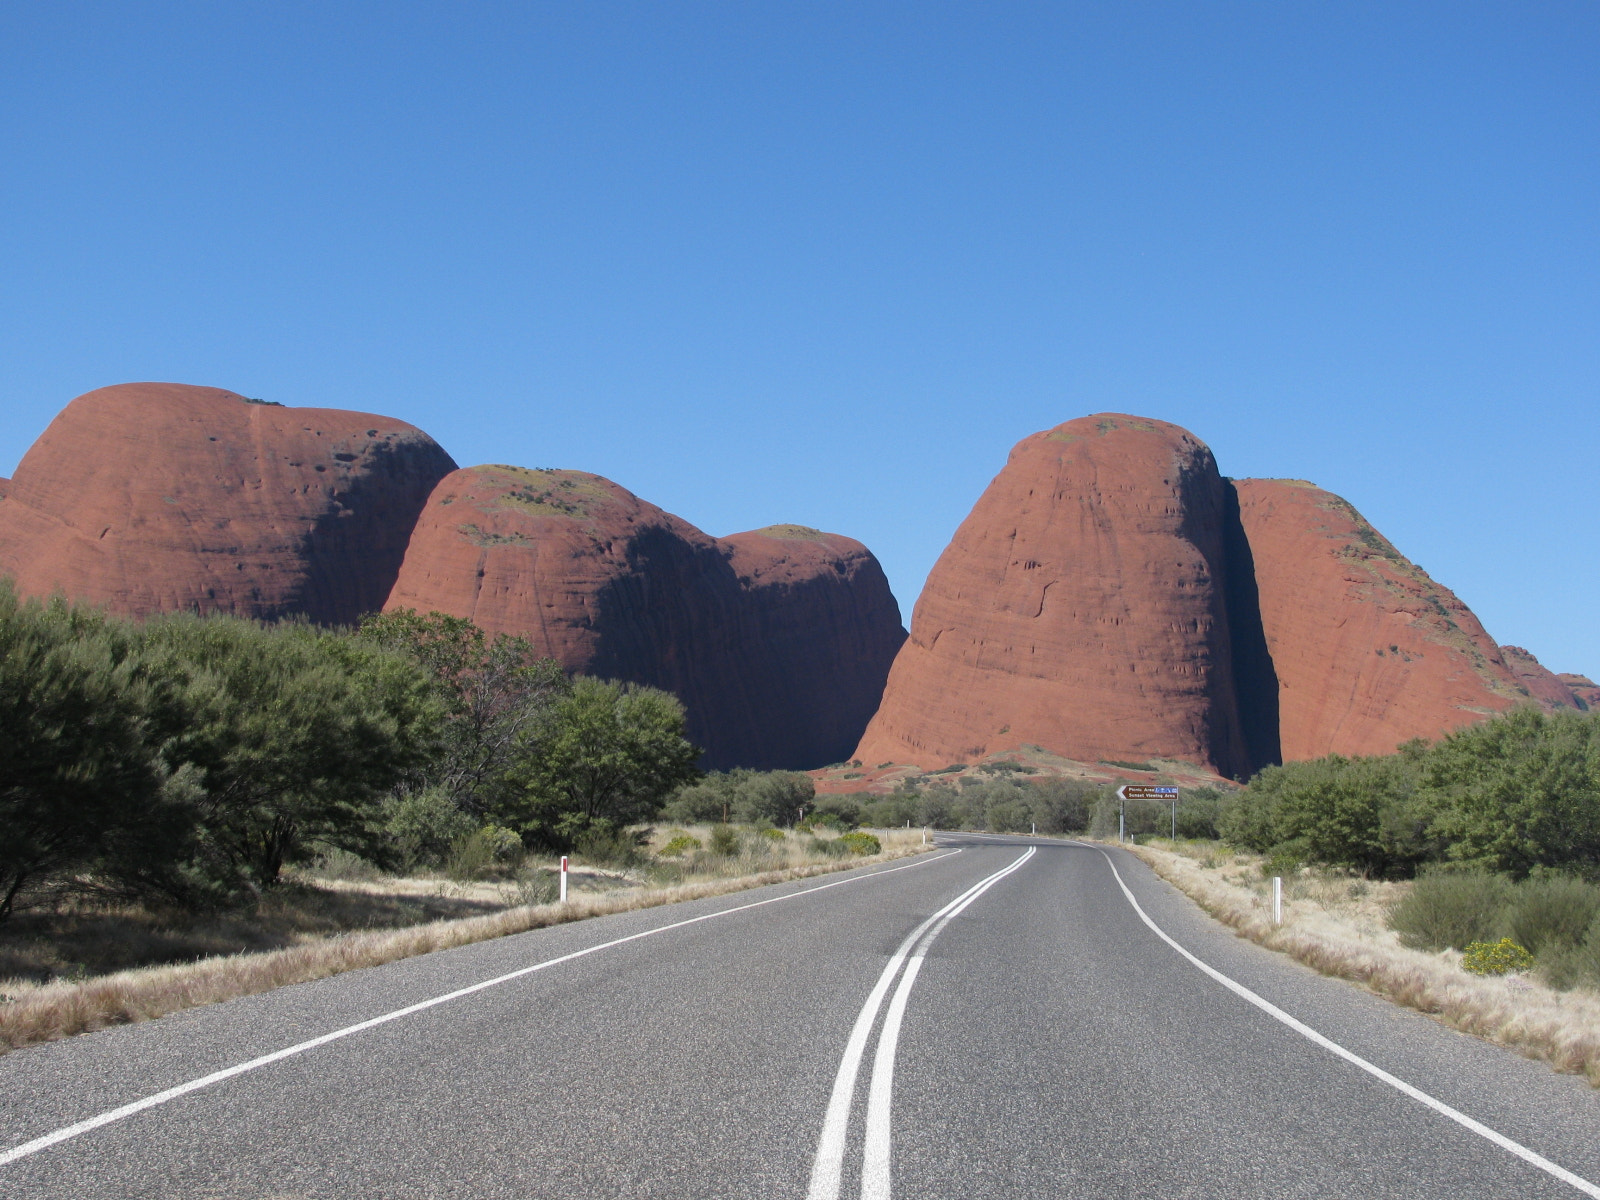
[{"xmin": 1117, "ymin": 784, "xmax": 1179, "ymax": 801}]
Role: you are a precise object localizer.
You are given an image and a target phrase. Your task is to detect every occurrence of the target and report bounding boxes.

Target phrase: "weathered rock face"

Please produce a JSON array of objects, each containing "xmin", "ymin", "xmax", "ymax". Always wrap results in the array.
[
  {"xmin": 1558, "ymin": 674, "xmax": 1599, "ymax": 710},
  {"xmin": 385, "ymin": 468, "xmax": 905, "ymax": 769},
  {"xmin": 1500, "ymin": 646, "xmax": 1584, "ymax": 711},
  {"xmin": 853, "ymin": 414, "xmax": 1250, "ymax": 777},
  {"xmin": 720, "ymin": 525, "xmax": 906, "ymax": 769},
  {"xmin": 0, "ymin": 383, "xmax": 457, "ymax": 625},
  {"xmin": 0, "ymin": 478, "xmax": 9, "ymax": 502},
  {"xmin": 1231, "ymin": 479, "xmax": 1529, "ymax": 760}
]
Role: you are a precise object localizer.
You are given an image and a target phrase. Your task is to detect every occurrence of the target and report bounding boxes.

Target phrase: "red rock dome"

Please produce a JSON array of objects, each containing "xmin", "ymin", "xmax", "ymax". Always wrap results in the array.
[
  {"xmin": 0, "ymin": 383, "xmax": 456, "ymax": 625},
  {"xmin": 1499, "ymin": 645, "xmax": 1584, "ymax": 710},
  {"xmin": 1231, "ymin": 478, "xmax": 1528, "ymax": 759},
  {"xmin": 386, "ymin": 468, "xmax": 904, "ymax": 769},
  {"xmin": 853, "ymin": 414, "xmax": 1249, "ymax": 776}
]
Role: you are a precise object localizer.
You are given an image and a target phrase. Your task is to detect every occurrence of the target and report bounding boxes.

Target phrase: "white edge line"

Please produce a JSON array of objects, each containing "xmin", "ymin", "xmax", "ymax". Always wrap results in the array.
[
  {"xmin": 859, "ymin": 846, "xmax": 1035, "ymax": 1200},
  {"xmin": 805, "ymin": 847, "xmax": 1033, "ymax": 1200},
  {"xmin": 1097, "ymin": 848, "xmax": 1600, "ymax": 1200},
  {"xmin": 0, "ymin": 848, "xmax": 962, "ymax": 1170}
]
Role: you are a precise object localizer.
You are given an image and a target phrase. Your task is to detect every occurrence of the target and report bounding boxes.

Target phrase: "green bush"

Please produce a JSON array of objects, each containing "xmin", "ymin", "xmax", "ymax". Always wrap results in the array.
[
  {"xmin": 382, "ymin": 787, "xmax": 476, "ymax": 870},
  {"xmin": 1461, "ymin": 938, "xmax": 1534, "ymax": 976},
  {"xmin": 1505, "ymin": 874, "xmax": 1600, "ymax": 956},
  {"xmin": 660, "ymin": 833, "xmax": 700, "ymax": 856},
  {"xmin": 1388, "ymin": 870, "xmax": 1511, "ymax": 951},
  {"xmin": 1537, "ymin": 929, "xmax": 1600, "ymax": 991},
  {"xmin": 809, "ymin": 835, "xmax": 849, "ymax": 858},
  {"xmin": 708, "ymin": 825, "xmax": 739, "ymax": 856},
  {"xmin": 759, "ymin": 827, "xmax": 785, "ymax": 841},
  {"xmin": 838, "ymin": 831, "xmax": 881, "ymax": 856},
  {"xmin": 574, "ymin": 823, "xmax": 649, "ymax": 868},
  {"xmin": 445, "ymin": 829, "xmax": 498, "ymax": 881}
]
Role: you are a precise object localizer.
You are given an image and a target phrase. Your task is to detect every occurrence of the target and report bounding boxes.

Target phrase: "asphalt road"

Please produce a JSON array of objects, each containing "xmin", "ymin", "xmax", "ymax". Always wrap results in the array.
[{"xmin": 3, "ymin": 836, "xmax": 1600, "ymax": 1199}]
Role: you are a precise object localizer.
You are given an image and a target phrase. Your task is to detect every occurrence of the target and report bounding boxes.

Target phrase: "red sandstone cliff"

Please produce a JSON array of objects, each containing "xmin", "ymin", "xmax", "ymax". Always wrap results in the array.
[
  {"xmin": 0, "ymin": 383, "xmax": 457, "ymax": 626},
  {"xmin": 1231, "ymin": 479, "xmax": 1529, "ymax": 760},
  {"xmin": 1558, "ymin": 674, "xmax": 1599, "ymax": 710},
  {"xmin": 1499, "ymin": 646, "xmax": 1584, "ymax": 710},
  {"xmin": 385, "ymin": 467, "xmax": 904, "ymax": 769},
  {"xmin": 853, "ymin": 414, "xmax": 1249, "ymax": 777}
]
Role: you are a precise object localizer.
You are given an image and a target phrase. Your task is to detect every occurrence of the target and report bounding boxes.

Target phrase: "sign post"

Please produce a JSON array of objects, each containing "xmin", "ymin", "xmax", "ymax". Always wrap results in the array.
[{"xmin": 1115, "ymin": 784, "xmax": 1180, "ymax": 842}]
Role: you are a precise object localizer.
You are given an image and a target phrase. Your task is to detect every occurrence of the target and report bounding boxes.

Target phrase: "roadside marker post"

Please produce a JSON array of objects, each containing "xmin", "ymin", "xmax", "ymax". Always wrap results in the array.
[
  {"xmin": 559, "ymin": 856, "xmax": 569, "ymax": 904},
  {"xmin": 1272, "ymin": 876, "xmax": 1283, "ymax": 925}
]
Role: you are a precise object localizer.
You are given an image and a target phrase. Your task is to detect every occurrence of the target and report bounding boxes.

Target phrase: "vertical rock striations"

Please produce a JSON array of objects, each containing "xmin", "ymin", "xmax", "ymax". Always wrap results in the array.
[
  {"xmin": 0, "ymin": 383, "xmax": 456, "ymax": 625},
  {"xmin": 853, "ymin": 415, "xmax": 1249, "ymax": 777},
  {"xmin": 384, "ymin": 467, "xmax": 905, "ymax": 769},
  {"xmin": 1230, "ymin": 478, "xmax": 1528, "ymax": 760}
]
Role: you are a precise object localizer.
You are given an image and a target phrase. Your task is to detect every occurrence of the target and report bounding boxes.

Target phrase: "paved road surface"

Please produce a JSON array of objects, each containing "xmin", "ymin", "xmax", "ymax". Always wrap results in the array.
[{"xmin": 3, "ymin": 836, "xmax": 1599, "ymax": 1198}]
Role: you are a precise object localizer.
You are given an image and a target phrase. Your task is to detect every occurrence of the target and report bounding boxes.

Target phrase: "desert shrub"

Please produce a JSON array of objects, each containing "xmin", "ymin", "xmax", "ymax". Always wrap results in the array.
[
  {"xmin": 1539, "ymin": 928, "xmax": 1600, "ymax": 991},
  {"xmin": 708, "ymin": 824, "xmax": 739, "ymax": 856},
  {"xmin": 505, "ymin": 867, "xmax": 560, "ymax": 906},
  {"xmin": 1222, "ymin": 751, "xmax": 1432, "ymax": 877},
  {"xmin": 1505, "ymin": 874, "xmax": 1600, "ymax": 957},
  {"xmin": 574, "ymin": 823, "xmax": 649, "ymax": 868},
  {"xmin": 306, "ymin": 847, "xmax": 382, "ymax": 882},
  {"xmin": 1388, "ymin": 869, "xmax": 1512, "ymax": 951},
  {"xmin": 800, "ymin": 810, "xmax": 851, "ymax": 833},
  {"xmin": 812, "ymin": 796, "xmax": 862, "ymax": 828},
  {"xmin": 1461, "ymin": 938, "xmax": 1534, "ymax": 976},
  {"xmin": 859, "ymin": 791, "xmax": 919, "ymax": 829},
  {"xmin": 382, "ymin": 786, "xmax": 476, "ymax": 870},
  {"xmin": 660, "ymin": 834, "xmax": 700, "ymax": 856},
  {"xmin": 838, "ymin": 831, "xmax": 881, "ymax": 856},
  {"xmin": 1175, "ymin": 787, "xmax": 1225, "ymax": 839},
  {"xmin": 1425, "ymin": 707, "xmax": 1600, "ymax": 877},
  {"xmin": 445, "ymin": 830, "xmax": 497, "ymax": 881},
  {"xmin": 809, "ymin": 835, "xmax": 849, "ymax": 858},
  {"xmin": 759, "ymin": 827, "xmax": 785, "ymax": 841}
]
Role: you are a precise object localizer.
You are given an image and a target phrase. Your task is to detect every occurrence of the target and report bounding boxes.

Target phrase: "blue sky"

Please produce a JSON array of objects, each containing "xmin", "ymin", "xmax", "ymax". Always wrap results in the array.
[{"xmin": 2, "ymin": 3, "xmax": 1596, "ymax": 673}]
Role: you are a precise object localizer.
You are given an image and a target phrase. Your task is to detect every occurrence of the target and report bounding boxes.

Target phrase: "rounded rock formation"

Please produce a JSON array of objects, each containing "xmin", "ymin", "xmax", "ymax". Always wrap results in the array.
[
  {"xmin": 0, "ymin": 383, "xmax": 457, "ymax": 625},
  {"xmin": 1557, "ymin": 674, "xmax": 1599, "ymax": 710},
  {"xmin": 385, "ymin": 467, "xmax": 905, "ymax": 769},
  {"xmin": 1230, "ymin": 478, "xmax": 1529, "ymax": 760},
  {"xmin": 1499, "ymin": 645, "xmax": 1584, "ymax": 710},
  {"xmin": 853, "ymin": 414, "xmax": 1249, "ymax": 777}
]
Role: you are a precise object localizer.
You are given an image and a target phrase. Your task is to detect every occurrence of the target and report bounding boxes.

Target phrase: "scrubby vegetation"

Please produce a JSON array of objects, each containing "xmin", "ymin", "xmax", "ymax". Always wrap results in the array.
[
  {"xmin": 0, "ymin": 589, "xmax": 702, "ymax": 929},
  {"xmin": 1185, "ymin": 705, "xmax": 1600, "ymax": 994},
  {"xmin": 1216, "ymin": 707, "xmax": 1600, "ymax": 880}
]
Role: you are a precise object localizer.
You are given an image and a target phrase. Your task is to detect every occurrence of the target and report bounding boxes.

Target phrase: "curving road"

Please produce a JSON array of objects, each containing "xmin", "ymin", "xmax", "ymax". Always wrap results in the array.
[{"xmin": 3, "ymin": 836, "xmax": 1600, "ymax": 1198}]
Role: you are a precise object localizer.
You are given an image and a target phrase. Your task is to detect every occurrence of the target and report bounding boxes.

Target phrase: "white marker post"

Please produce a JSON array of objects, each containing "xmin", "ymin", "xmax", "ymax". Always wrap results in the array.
[
  {"xmin": 1272, "ymin": 875, "xmax": 1283, "ymax": 925},
  {"xmin": 559, "ymin": 855, "xmax": 569, "ymax": 904}
]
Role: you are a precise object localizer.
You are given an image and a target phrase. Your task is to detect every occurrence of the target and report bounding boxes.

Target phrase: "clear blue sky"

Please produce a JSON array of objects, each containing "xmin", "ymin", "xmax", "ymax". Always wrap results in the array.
[{"xmin": 3, "ymin": 3, "xmax": 1595, "ymax": 673}]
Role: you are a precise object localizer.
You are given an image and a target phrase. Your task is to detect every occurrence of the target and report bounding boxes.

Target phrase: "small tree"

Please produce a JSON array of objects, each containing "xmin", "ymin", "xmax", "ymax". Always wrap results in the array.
[
  {"xmin": 0, "ymin": 587, "xmax": 174, "ymax": 919},
  {"xmin": 139, "ymin": 615, "xmax": 443, "ymax": 889},
  {"xmin": 506, "ymin": 676, "xmax": 702, "ymax": 848}
]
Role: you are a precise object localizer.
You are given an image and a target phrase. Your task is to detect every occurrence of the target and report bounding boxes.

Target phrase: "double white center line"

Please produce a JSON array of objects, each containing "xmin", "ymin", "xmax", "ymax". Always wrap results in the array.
[{"xmin": 807, "ymin": 846, "xmax": 1035, "ymax": 1200}]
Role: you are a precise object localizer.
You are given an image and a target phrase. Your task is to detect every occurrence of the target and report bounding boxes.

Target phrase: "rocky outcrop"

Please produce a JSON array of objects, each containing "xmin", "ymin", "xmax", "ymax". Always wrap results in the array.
[
  {"xmin": 1231, "ymin": 479, "xmax": 1529, "ymax": 759},
  {"xmin": 1500, "ymin": 646, "xmax": 1584, "ymax": 710},
  {"xmin": 385, "ymin": 467, "xmax": 904, "ymax": 769},
  {"xmin": 0, "ymin": 383, "xmax": 456, "ymax": 625},
  {"xmin": 0, "ymin": 478, "xmax": 9, "ymax": 502},
  {"xmin": 1558, "ymin": 674, "xmax": 1599, "ymax": 710},
  {"xmin": 853, "ymin": 414, "xmax": 1250, "ymax": 777}
]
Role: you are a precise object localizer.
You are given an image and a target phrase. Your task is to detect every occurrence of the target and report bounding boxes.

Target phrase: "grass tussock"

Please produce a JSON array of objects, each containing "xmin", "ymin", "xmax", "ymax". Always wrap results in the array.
[
  {"xmin": 0, "ymin": 828, "xmax": 928, "ymax": 1056},
  {"xmin": 1124, "ymin": 840, "xmax": 1600, "ymax": 1087}
]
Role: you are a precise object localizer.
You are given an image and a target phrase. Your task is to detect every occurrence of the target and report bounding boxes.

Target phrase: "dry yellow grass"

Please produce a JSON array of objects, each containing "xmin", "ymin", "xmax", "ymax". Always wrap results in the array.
[
  {"xmin": 0, "ymin": 829, "xmax": 928, "ymax": 1055},
  {"xmin": 1124, "ymin": 839, "xmax": 1600, "ymax": 1086}
]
